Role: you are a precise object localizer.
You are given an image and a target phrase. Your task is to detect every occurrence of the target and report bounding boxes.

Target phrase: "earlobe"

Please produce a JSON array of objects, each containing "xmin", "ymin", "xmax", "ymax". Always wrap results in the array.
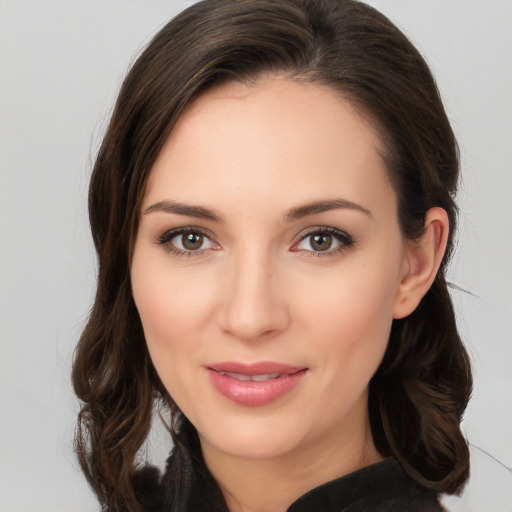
[{"xmin": 393, "ymin": 207, "xmax": 449, "ymax": 319}]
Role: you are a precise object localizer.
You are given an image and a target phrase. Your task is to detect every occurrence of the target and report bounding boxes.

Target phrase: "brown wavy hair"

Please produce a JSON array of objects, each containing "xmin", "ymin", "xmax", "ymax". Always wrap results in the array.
[{"xmin": 72, "ymin": 0, "xmax": 472, "ymax": 510}]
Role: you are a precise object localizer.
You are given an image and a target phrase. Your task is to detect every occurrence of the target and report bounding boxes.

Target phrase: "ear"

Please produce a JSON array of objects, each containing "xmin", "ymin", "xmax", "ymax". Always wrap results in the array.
[{"xmin": 393, "ymin": 207, "xmax": 449, "ymax": 319}]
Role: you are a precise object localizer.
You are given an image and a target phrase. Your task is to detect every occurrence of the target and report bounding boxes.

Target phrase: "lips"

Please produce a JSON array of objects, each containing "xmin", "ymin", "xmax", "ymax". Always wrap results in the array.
[{"xmin": 206, "ymin": 362, "xmax": 308, "ymax": 406}]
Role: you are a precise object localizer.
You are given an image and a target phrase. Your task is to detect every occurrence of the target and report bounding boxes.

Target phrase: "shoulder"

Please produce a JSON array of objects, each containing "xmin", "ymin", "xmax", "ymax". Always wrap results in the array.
[
  {"xmin": 133, "ymin": 456, "xmax": 228, "ymax": 512},
  {"xmin": 288, "ymin": 460, "xmax": 445, "ymax": 512},
  {"xmin": 133, "ymin": 465, "xmax": 165, "ymax": 512}
]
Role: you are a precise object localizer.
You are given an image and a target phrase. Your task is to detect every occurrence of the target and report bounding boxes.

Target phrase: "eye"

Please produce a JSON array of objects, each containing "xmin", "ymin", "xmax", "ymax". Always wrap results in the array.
[
  {"xmin": 158, "ymin": 228, "xmax": 216, "ymax": 255},
  {"xmin": 173, "ymin": 231, "xmax": 213, "ymax": 251},
  {"xmin": 294, "ymin": 228, "xmax": 354, "ymax": 255}
]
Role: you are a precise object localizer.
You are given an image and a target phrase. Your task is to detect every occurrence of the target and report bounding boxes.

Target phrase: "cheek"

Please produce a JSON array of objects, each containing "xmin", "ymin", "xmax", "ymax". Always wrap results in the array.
[
  {"xmin": 298, "ymin": 261, "xmax": 398, "ymax": 329},
  {"xmin": 130, "ymin": 254, "xmax": 218, "ymax": 397},
  {"xmin": 132, "ymin": 261, "xmax": 214, "ymax": 339},
  {"xmin": 130, "ymin": 263, "xmax": 217, "ymax": 417},
  {"xmin": 295, "ymin": 261, "xmax": 400, "ymax": 374}
]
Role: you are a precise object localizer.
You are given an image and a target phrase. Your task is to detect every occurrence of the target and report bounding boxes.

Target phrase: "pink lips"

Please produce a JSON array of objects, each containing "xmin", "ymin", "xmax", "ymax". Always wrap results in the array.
[{"xmin": 206, "ymin": 362, "xmax": 308, "ymax": 406}]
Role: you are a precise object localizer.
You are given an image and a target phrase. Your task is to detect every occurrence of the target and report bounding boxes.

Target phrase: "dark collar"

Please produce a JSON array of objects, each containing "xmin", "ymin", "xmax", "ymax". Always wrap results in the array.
[
  {"xmin": 136, "ymin": 458, "xmax": 444, "ymax": 511},
  {"xmin": 288, "ymin": 459, "xmax": 443, "ymax": 511}
]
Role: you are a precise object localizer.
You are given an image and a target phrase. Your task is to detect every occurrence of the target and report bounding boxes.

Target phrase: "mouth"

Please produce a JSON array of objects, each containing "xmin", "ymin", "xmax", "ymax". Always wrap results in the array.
[
  {"xmin": 216, "ymin": 371, "xmax": 283, "ymax": 382},
  {"xmin": 205, "ymin": 362, "xmax": 308, "ymax": 406}
]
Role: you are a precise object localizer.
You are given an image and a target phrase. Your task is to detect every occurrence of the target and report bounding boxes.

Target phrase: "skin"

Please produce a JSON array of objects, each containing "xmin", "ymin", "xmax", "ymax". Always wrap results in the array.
[{"xmin": 131, "ymin": 77, "xmax": 448, "ymax": 512}]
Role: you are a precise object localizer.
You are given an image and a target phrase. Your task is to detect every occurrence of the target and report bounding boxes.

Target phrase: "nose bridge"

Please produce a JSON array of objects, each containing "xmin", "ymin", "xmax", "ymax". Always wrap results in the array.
[{"xmin": 221, "ymin": 246, "xmax": 288, "ymax": 340}]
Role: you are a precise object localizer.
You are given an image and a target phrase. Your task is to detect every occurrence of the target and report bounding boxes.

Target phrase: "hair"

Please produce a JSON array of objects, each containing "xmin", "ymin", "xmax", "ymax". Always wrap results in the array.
[{"xmin": 72, "ymin": 0, "xmax": 472, "ymax": 510}]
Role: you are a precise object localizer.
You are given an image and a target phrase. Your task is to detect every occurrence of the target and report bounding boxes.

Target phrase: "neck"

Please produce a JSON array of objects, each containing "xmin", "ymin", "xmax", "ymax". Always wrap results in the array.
[{"xmin": 200, "ymin": 409, "xmax": 382, "ymax": 512}]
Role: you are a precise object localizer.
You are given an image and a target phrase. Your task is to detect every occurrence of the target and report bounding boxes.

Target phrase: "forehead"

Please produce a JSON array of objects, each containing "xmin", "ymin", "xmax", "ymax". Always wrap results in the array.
[{"xmin": 144, "ymin": 77, "xmax": 393, "ymax": 212}]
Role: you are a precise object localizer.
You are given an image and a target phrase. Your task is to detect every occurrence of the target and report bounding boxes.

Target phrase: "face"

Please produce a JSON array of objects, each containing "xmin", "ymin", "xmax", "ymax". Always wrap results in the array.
[{"xmin": 131, "ymin": 78, "xmax": 410, "ymax": 466}]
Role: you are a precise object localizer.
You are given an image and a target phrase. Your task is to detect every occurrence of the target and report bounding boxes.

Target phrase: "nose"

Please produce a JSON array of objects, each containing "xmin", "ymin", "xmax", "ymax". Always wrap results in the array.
[{"xmin": 219, "ymin": 250, "xmax": 290, "ymax": 341}]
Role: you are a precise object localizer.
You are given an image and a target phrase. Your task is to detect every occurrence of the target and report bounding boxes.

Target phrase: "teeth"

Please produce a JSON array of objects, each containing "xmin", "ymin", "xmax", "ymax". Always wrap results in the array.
[
  {"xmin": 251, "ymin": 373, "xmax": 281, "ymax": 381},
  {"xmin": 220, "ymin": 371, "xmax": 281, "ymax": 382}
]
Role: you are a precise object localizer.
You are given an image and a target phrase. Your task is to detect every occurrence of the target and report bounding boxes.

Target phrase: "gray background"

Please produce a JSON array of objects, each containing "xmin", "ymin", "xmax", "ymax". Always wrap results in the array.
[{"xmin": 0, "ymin": 1, "xmax": 510, "ymax": 510}]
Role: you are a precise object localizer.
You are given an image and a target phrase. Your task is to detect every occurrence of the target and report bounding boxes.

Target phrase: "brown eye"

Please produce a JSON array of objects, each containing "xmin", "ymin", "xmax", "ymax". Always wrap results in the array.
[
  {"xmin": 182, "ymin": 232, "xmax": 204, "ymax": 250},
  {"xmin": 159, "ymin": 229, "xmax": 215, "ymax": 253},
  {"xmin": 295, "ymin": 228, "xmax": 354, "ymax": 255},
  {"xmin": 310, "ymin": 233, "xmax": 333, "ymax": 251}
]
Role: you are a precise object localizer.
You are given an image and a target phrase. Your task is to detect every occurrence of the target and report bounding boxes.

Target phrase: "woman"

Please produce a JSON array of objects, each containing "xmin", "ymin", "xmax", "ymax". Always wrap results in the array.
[{"xmin": 72, "ymin": 1, "xmax": 472, "ymax": 511}]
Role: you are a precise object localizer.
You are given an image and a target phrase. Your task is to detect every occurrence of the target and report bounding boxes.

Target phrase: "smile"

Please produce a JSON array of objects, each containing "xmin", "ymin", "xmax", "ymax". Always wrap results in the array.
[{"xmin": 206, "ymin": 362, "xmax": 308, "ymax": 406}]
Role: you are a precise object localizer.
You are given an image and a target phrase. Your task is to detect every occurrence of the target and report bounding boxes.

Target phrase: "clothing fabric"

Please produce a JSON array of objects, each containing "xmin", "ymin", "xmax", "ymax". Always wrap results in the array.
[
  {"xmin": 287, "ymin": 459, "xmax": 444, "ymax": 511},
  {"xmin": 136, "ymin": 458, "xmax": 445, "ymax": 511}
]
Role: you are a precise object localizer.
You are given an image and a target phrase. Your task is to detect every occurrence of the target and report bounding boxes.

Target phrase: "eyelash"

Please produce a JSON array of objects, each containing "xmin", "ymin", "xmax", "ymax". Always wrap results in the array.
[
  {"xmin": 156, "ymin": 226, "xmax": 355, "ymax": 258},
  {"xmin": 293, "ymin": 227, "xmax": 355, "ymax": 257},
  {"xmin": 156, "ymin": 227, "xmax": 216, "ymax": 257}
]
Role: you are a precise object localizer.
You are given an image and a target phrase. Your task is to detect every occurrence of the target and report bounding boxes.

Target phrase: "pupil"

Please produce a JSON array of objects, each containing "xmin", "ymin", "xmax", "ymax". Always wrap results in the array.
[
  {"xmin": 311, "ymin": 234, "xmax": 332, "ymax": 251},
  {"xmin": 183, "ymin": 232, "xmax": 203, "ymax": 250}
]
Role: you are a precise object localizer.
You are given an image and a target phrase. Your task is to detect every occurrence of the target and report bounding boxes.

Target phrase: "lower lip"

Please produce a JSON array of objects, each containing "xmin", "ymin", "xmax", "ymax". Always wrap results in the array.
[{"xmin": 206, "ymin": 368, "xmax": 307, "ymax": 406}]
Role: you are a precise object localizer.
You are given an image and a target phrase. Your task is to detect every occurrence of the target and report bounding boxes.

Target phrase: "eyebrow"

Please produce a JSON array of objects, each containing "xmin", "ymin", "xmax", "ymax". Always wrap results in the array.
[
  {"xmin": 144, "ymin": 200, "xmax": 222, "ymax": 222},
  {"xmin": 285, "ymin": 198, "xmax": 371, "ymax": 221},
  {"xmin": 143, "ymin": 198, "xmax": 371, "ymax": 223}
]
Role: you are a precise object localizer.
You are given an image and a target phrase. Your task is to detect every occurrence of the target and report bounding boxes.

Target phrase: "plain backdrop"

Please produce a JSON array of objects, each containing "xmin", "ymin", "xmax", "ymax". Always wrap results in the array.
[{"xmin": 0, "ymin": 1, "xmax": 511, "ymax": 511}]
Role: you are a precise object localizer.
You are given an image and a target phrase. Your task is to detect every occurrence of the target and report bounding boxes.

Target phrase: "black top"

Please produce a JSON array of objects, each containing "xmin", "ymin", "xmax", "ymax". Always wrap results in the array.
[
  {"xmin": 136, "ymin": 458, "xmax": 445, "ymax": 511},
  {"xmin": 287, "ymin": 460, "xmax": 444, "ymax": 511}
]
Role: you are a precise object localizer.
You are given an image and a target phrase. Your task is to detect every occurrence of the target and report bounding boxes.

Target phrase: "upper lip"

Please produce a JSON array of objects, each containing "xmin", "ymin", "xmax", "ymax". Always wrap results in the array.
[{"xmin": 206, "ymin": 361, "xmax": 306, "ymax": 376}]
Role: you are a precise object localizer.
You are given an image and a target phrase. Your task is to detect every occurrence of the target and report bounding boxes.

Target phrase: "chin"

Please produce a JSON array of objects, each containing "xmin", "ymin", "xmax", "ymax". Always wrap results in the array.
[
  {"xmin": 207, "ymin": 436, "xmax": 301, "ymax": 461},
  {"xmin": 196, "ymin": 416, "xmax": 307, "ymax": 461}
]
